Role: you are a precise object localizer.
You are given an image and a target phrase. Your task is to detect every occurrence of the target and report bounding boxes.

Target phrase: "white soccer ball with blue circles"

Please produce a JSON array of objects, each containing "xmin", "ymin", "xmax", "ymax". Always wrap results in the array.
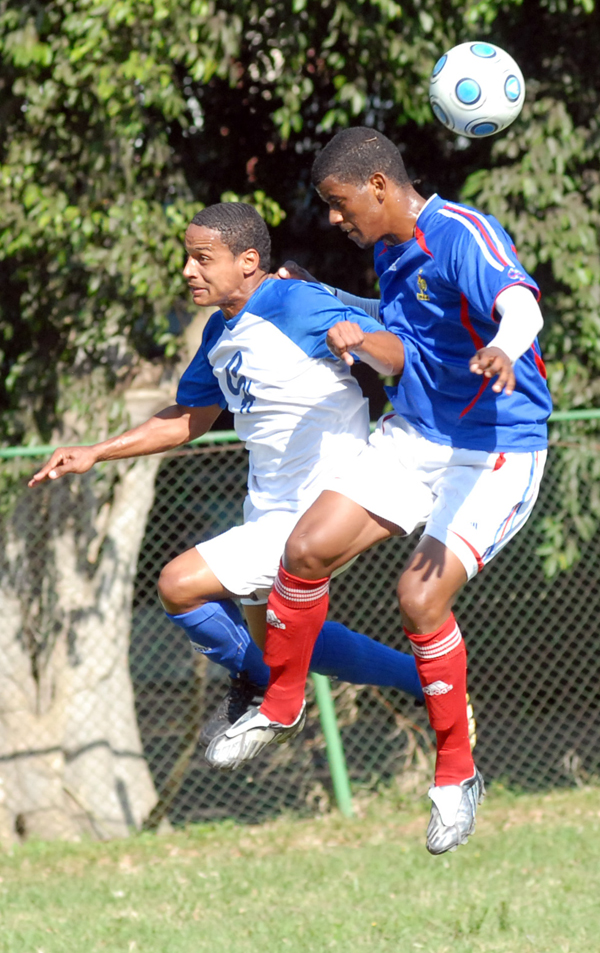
[{"xmin": 429, "ymin": 42, "xmax": 525, "ymax": 138}]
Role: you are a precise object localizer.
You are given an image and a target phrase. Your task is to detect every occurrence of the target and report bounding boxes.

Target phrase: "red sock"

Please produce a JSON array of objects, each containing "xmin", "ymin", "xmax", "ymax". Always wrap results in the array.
[
  {"xmin": 260, "ymin": 562, "xmax": 329, "ymax": 725},
  {"xmin": 405, "ymin": 614, "xmax": 474, "ymax": 786}
]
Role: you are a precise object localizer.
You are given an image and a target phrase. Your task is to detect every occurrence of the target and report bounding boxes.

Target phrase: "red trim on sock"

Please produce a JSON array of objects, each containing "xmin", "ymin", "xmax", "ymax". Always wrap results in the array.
[{"xmin": 274, "ymin": 562, "xmax": 330, "ymax": 609}]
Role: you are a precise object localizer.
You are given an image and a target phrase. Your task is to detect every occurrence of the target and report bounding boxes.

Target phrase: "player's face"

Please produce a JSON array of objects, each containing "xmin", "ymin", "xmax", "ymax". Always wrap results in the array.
[
  {"xmin": 316, "ymin": 176, "xmax": 385, "ymax": 248},
  {"xmin": 183, "ymin": 225, "xmax": 247, "ymax": 308}
]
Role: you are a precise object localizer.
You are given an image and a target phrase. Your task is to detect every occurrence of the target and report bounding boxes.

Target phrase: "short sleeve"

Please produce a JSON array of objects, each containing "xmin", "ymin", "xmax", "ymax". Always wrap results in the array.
[
  {"xmin": 263, "ymin": 280, "xmax": 386, "ymax": 361},
  {"xmin": 176, "ymin": 312, "xmax": 228, "ymax": 409},
  {"xmin": 432, "ymin": 205, "xmax": 539, "ymax": 319}
]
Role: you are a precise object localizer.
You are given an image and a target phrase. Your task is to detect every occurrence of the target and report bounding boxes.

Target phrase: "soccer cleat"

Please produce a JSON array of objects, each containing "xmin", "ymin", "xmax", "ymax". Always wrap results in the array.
[
  {"xmin": 205, "ymin": 702, "xmax": 307, "ymax": 770},
  {"xmin": 426, "ymin": 768, "xmax": 485, "ymax": 855},
  {"xmin": 198, "ymin": 672, "xmax": 266, "ymax": 747}
]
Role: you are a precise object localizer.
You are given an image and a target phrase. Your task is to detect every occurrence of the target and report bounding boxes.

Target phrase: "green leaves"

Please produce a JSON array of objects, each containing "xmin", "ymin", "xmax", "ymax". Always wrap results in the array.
[
  {"xmin": 0, "ymin": 0, "xmax": 446, "ymax": 445},
  {"xmin": 220, "ymin": 190, "xmax": 286, "ymax": 227},
  {"xmin": 0, "ymin": 0, "xmax": 599, "ymax": 583}
]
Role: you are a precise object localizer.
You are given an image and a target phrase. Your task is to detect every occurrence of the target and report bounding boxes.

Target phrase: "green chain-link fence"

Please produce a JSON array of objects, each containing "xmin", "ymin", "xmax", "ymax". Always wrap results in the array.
[{"xmin": 2, "ymin": 414, "xmax": 599, "ymax": 833}]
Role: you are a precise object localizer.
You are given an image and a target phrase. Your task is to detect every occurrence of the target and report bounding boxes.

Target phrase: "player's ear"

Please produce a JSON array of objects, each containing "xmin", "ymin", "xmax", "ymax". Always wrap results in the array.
[
  {"xmin": 240, "ymin": 247, "xmax": 261, "ymax": 276},
  {"xmin": 370, "ymin": 172, "xmax": 387, "ymax": 204}
]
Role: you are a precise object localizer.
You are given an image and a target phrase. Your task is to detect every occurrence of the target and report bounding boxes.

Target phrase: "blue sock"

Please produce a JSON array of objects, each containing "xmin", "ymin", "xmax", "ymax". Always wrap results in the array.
[
  {"xmin": 167, "ymin": 600, "xmax": 270, "ymax": 687},
  {"xmin": 168, "ymin": 604, "xmax": 423, "ymax": 701},
  {"xmin": 310, "ymin": 620, "xmax": 424, "ymax": 702}
]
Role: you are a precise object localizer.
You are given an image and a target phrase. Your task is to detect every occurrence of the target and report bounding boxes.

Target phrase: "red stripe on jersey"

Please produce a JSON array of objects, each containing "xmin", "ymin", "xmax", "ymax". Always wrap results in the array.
[
  {"xmin": 459, "ymin": 377, "xmax": 489, "ymax": 418},
  {"xmin": 531, "ymin": 344, "xmax": 547, "ymax": 379},
  {"xmin": 450, "ymin": 531, "xmax": 485, "ymax": 572},
  {"xmin": 493, "ymin": 452, "xmax": 506, "ymax": 471},
  {"xmin": 459, "ymin": 295, "xmax": 489, "ymax": 417},
  {"xmin": 415, "ymin": 226, "xmax": 434, "ymax": 257},
  {"xmin": 460, "ymin": 294, "xmax": 484, "ymax": 351},
  {"xmin": 443, "ymin": 205, "xmax": 511, "ymax": 268}
]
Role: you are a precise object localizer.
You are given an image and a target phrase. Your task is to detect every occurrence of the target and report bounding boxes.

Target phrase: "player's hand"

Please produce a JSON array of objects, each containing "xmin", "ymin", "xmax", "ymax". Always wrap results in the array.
[
  {"xmin": 28, "ymin": 446, "xmax": 99, "ymax": 487},
  {"xmin": 469, "ymin": 346, "xmax": 516, "ymax": 395},
  {"xmin": 275, "ymin": 260, "xmax": 318, "ymax": 283},
  {"xmin": 327, "ymin": 322, "xmax": 365, "ymax": 366}
]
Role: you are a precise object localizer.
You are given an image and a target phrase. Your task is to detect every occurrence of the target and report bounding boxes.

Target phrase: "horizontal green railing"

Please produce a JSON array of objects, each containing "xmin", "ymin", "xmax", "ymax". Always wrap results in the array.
[{"xmin": 1, "ymin": 409, "xmax": 598, "ymax": 460}]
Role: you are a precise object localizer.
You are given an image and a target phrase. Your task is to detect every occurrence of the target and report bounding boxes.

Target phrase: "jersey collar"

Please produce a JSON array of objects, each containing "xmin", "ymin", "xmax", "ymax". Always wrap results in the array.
[{"xmin": 375, "ymin": 194, "xmax": 441, "ymax": 262}]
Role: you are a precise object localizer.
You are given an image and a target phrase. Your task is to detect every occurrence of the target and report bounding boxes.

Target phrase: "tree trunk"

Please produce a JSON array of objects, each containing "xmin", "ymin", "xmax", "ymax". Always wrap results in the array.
[{"xmin": 0, "ymin": 455, "xmax": 161, "ymax": 845}]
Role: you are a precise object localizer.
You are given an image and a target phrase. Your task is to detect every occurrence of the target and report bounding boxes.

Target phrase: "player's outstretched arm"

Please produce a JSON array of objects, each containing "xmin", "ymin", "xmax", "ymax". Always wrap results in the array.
[
  {"xmin": 326, "ymin": 323, "xmax": 404, "ymax": 375},
  {"xmin": 28, "ymin": 403, "xmax": 222, "ymax": 487}
]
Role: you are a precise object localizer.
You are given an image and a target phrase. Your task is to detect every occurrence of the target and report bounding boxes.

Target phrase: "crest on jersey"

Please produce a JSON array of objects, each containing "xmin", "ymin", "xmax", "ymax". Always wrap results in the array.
[{"xmin": 416, "ymin": 270, "xmax": 430, "ymax": 301}]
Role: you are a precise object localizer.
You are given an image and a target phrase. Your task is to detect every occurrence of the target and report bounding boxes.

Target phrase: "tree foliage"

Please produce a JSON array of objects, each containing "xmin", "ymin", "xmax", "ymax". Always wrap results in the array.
[
  {"xmin": 0, "ymin": 0, "xmax": 501, "ymax": 443},
  {"xmin": 1, "ymin": 0, "xmax": 599, "ymax": 568}
]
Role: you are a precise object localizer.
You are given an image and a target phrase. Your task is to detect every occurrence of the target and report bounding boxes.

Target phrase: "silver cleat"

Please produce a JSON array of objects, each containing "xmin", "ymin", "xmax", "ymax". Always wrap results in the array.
[
  {"xmin": 205, "ymin": 702, "xmax": 306, "ymax": 771},
  {"xmin": 198, "ymin": 673, "xmax": 265, "ymax": 747},
  {"xmin": 426, "ymin": 768, "xmax": 485, "ymax": 855}
]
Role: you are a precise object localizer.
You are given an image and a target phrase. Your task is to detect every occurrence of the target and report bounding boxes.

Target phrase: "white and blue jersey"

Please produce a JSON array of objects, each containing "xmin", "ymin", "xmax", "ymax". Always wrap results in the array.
[
  {"xmin": 177, "ymin": 278, "xmax": 381, "ymax": 511},
  {"xmin": 376, "ymin": 194, "xmax": 552, "ymax": 452}
]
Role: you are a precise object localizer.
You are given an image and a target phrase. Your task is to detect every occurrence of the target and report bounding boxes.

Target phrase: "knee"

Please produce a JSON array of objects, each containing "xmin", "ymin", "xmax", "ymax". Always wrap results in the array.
[
  {"xmin": 397, "ymin": 574, "xmax": 446, "ymax": 634},
  {"xmin": 284, "ymin": 530, "xmax": 328, "ymax": 580},
  {"xmin": 157, "ymin": 560, "xmax": 186, "ymax": 611}
]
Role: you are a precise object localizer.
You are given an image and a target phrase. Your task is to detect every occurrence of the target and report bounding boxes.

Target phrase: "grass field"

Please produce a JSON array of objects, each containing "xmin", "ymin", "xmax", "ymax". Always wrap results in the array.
[{"xmin": 1, "ymin": 784, "xmax": 599, "ymax": 953}]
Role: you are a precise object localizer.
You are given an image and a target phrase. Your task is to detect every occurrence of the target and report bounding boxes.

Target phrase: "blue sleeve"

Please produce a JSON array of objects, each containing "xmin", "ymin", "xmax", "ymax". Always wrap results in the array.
[
  {"xmin": 432, "ymin": 210, "xmax": 539, "ymax": 319},
  {"xmin": 176, "ymin": 312, "xmax": 228, "ymax": 409},
  {"xmin": 261, "ymin": 279, "xmax": 386, "ymax": 360}
]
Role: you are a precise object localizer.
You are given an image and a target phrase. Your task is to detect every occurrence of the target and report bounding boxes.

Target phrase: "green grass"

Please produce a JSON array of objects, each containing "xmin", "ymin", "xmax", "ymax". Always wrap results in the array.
[{"xmin": 1, "ymin": 785, "xmax": 599, "ymax": 953}]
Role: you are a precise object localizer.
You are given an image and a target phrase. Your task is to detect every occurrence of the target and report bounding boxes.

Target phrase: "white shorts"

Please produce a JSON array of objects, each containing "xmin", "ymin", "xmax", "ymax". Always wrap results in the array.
[
  {"xmin": 196, "ymin": 500, "xmax": 299, "ymax": 605},
  {"xmin": 327, "ymin": 413, "xmax": 547, "ymax": 580},
  {"xmin": 197, "ymin": 498, "xmax": 357, "ymax": 605}
]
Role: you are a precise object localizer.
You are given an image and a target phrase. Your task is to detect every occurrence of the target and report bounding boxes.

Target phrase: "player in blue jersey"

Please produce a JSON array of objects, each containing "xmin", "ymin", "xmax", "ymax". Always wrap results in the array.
[
  {"xmin": 29, "ymin": 201, "xmax": 428, "ymax": 744},
  {"xmin": 207, "ymin": 131, "xmax": 552, "ymax": 855}
]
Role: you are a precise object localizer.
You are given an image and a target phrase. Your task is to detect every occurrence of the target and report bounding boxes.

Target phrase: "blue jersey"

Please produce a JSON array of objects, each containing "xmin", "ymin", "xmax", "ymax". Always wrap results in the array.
[
  {"xmin": 177, "ymin": 278, "xmax": 382, "ymax": 510},
  {"xmin": 377, "ymin": 194, "xmax": 552, "ymax": 452}
]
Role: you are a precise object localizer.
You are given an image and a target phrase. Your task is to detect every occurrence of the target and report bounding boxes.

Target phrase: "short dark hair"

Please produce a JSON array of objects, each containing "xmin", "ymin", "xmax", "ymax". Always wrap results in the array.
[
  {"xmin": 311, "ymin": 127, "xmax": 410, "ymax": 190},
  {"xmin": 190, "ymin": 202, "xmax": 271, "ymax": 269}
]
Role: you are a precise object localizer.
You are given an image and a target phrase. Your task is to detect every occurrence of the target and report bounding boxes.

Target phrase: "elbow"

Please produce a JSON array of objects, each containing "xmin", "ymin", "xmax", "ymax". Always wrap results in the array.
[
  {"xmin": 388, "ymin": 353, "xmax": 405, "ymax": 376},
  {"xmin": 389, "ymin": 344, "xmax": 405, "ymax": 377}
]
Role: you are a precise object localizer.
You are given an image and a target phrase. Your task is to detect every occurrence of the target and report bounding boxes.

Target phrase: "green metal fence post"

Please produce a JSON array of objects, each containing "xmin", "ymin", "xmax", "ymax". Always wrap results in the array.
[{"xmin": 311, "ymin": 673, "xmax": 353, "ymax": 817}]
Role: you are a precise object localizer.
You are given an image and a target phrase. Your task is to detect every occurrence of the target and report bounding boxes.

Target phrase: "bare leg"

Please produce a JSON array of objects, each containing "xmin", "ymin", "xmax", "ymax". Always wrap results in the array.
[
  {"xmin": 158, "ymin": 547, "xmax": 234, "ymax": 614},
  {"xmin": 284, "ymin": 490, "xmax": 402, "ymax": 578},
  {"xmin": 397, "ymin": 535, "xmax": 467, "ymax": 633},
  {"xmin": 244, "ymin": 603, "xmax": 267, "ymax": 651}
]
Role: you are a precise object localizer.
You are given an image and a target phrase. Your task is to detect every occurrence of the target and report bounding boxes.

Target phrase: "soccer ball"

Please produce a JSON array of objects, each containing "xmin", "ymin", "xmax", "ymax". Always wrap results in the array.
[{"xmin": 429, "ymin": 42, "xmax": 525, "ymax": 138}]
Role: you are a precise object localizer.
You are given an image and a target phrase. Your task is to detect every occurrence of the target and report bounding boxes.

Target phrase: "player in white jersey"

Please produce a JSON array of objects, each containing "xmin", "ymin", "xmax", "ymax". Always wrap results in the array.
[{"xmin": 29, "ymin": 202, "xmax": 427, "ymax": 745}]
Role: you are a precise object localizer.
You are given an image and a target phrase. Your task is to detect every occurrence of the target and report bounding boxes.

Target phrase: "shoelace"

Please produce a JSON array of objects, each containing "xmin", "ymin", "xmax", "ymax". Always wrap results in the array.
[{"xmin": 226, "ymin": 678, "xmax": 264, "ymax": 720}]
